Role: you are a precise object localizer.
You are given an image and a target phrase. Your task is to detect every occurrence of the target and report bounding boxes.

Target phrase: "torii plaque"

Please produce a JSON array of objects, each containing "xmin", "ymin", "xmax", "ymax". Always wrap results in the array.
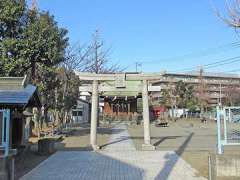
[{"xmin": 75, "ymin": 72, "xmax": 162, "ymax": 151}]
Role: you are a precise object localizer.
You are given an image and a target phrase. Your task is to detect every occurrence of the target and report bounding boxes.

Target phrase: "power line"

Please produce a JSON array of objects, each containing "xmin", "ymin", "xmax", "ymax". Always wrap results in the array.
[
  {"xmin": 205, "ymin": 57, "xmax": 240, "ymax": 69},
  {"xmin": 138, "ymin": 41, "xmax": 240, "ymax": 65},
  {"xmin": 173, "ymin": 56, "xmax": 240, "ymax": 73},
  {"xmin": 124, "ymin": 42, "xmax": 240, "ymax": 72},
  {"xmin": 204, "ymin": 56, "xmax": 240, "ymax": 67},
  {"xmin": 221, "ymin": 68, "xmax": 240, "ymax": 73}
]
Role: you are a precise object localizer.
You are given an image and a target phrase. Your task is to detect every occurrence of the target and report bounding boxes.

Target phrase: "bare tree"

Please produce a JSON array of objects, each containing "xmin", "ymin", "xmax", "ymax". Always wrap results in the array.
[
  {"xmin": 53, "ymin": 44, "xmax": 92, "ymax": 125},
  {"xmin": 161, "ymin": 77, "xmax": 177, "ymax": 119},
  {"xmin": 52, "ymin": 30, "xmax": 123, "ymax": 126},
  {"xmin": 168, "ymin": 78, "xmax": 177, "ymax": 119},
  {"xmin": 64, "ymin": 44, "xmax": 92, "ymax": 72},
  {"xmin": 214, "ymin": 0, "xmax": 240, "ymax": 28},
  {"xmin": 63, "ymin": 30, "xmax": 123, "ymax": 74},
  {"xmin": 83, "ymin": 30, "xmax": 123, "ymax": 73},
  {"xmin": 224, "ymin": 84, "xmax": 240, "ymax": 105}
]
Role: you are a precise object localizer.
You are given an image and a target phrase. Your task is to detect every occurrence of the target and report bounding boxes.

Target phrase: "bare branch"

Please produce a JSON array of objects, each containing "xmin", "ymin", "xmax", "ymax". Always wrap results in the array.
[
  {"xmin": 63, "ymin": 30, "xmax": 123, "ymax": 74},
  {"xmin": 81, "ymin": 30, "xmax": 123, "ymax": 73},
  {"xmin": 213, "ymin": 0, "xmax": 240, "ymax": 28}
]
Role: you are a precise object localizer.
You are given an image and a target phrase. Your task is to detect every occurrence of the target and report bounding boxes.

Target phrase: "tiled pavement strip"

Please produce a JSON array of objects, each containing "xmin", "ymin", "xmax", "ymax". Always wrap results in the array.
[{"xmin": 20, "ymin": 122, "xmax": 206, "ymax": 180}]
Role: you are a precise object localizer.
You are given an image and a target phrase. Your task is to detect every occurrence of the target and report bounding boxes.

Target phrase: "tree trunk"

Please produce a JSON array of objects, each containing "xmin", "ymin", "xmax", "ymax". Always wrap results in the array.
[
  {"xmin": 31, "ymin": 62, "xmax": 36, "ymax": 82},
  {"xmin": 41, "ymin": 94, "xmax": 48, "ymax": 128},
  {"xmin": 171, "ymin": 105, "xmax": 174, "ymax": 120},
  {"xmin": 200, "ymin": 104, "xmax": 204, "ymax": 119}
]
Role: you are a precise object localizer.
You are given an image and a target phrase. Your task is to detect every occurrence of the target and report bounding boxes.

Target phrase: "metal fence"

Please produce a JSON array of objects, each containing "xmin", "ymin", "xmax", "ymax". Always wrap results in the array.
[
  {"xmin": 217, "ymin": 106, "xmax": 240, "ymax": 154},
  {"xmin": 0, "ymin": 109, "xmax": 10, "ymax": 157}
]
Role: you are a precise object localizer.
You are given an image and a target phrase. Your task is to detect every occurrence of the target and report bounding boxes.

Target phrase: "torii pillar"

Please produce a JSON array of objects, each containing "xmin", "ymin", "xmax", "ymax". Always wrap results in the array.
[
  {"xmin": 142, "ymin": 80, "xmax": 155, "ymax": 150},
  {"xmin": 90, "ymin": 80, "xmax": 99, "ymax": 150}
]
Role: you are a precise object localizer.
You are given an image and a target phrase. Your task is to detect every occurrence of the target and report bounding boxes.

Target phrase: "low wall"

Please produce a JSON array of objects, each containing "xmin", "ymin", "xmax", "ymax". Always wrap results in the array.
[{"xmin": 210, "ymin": 154, "xmax": 240, "ymax": 179}]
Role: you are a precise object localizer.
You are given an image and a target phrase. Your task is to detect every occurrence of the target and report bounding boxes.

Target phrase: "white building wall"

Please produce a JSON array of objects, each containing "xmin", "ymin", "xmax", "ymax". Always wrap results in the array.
[{"xmin": 72, "ymin": 100, "xmax": 89, "ymax": 124}]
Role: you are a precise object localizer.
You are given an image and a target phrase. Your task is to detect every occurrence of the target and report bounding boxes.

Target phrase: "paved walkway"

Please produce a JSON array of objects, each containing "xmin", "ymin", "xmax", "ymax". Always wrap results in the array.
[
  {"xmin": 20, "ymin": 122, "xmax": 206, "ymax": 180},
  {"xmin": 103, "ymin": 123, "xmax": 136, "ymax": 151}
]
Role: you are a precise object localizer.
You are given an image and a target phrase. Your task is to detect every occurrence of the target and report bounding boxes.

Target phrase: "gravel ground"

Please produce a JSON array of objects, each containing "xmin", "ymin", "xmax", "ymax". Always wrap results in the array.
[{"xmin": 127, "ymin": 118, "xmax": 240, "ymax": 179}]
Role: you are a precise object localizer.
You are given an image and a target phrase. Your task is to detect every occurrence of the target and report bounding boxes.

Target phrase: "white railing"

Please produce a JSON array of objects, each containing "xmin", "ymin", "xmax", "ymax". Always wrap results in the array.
[{"xmin": 217, "ymin": 106, "xmax": 240, "ymax": 154}]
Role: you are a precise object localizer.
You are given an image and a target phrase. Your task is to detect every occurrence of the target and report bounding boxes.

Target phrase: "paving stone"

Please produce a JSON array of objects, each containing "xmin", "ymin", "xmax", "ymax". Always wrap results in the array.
[{"xmin": 21, "ymin": 122, "xmax": 206, "ymax": 180}]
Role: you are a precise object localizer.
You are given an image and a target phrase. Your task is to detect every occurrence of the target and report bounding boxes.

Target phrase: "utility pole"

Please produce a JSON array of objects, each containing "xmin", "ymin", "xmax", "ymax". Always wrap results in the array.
[
  {"xmin": 198, "ymin": 67, "xmax": 206, "ymax": 118},
  {"xmin": 219, "ymin": 83, "xmax": 222, "ymax": 106},
  {"xmin": 135, "ymin": 62, "xmax": 142, "ymax": 72},
  {"xmin": 31, "ymin": 0, "xmax": 38, "ymax": 10},
  {"xmin": 93, "ymin": 30, "xmax": 103, "ymax": 74}
]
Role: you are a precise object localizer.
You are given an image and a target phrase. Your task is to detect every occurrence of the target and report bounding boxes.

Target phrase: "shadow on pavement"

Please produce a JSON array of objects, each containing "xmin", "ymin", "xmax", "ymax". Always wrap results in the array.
[
  {"xmin": 64, "ymin": 127, "xmax": 125, "ymax": 137},
  {"xmin": 100, "ymin": 136, "xmax": 130, "ymax": 149},
  {"xmin": 154, "ymin": 132, "xmax": 194, "ymax": 180},
  {"xmin": 153, "ymin": 136, "xmax": 182, "ymax": 146}
]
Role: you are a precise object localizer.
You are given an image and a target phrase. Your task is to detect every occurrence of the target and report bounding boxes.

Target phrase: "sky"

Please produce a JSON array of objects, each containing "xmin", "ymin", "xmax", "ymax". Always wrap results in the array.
[{"xmin": 30, "ymin": 0, "xmax": 240, "ymax": 73}]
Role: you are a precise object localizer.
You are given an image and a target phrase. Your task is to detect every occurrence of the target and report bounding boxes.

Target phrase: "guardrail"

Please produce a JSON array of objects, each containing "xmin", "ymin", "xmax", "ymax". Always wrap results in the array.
[{"xmin": 0, "ymin": 109, "xmax": 10, "ymax": 157}]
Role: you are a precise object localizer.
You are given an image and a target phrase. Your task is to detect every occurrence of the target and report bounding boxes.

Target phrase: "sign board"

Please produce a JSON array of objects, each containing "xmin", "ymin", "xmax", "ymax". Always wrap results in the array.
[
  {"xmin": 115, "ymin": 74, "xmax": 126, "ymax": 88},
  {"xmin": 102, "ymin": 81, "xmax": 141, "ymax": 97}
]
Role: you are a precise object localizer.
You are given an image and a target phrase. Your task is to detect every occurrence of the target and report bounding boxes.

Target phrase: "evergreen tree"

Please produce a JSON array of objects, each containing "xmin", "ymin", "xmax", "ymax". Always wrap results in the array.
[{"xmin": 0, "ymin": 0, "xmax": 68, "ymax": 81}]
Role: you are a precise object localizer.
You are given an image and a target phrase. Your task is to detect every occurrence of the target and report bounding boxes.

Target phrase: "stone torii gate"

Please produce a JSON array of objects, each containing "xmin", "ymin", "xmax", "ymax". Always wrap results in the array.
[{"xmin": 76, "ymin": 72, "xmax": 162, "ymax": 150}]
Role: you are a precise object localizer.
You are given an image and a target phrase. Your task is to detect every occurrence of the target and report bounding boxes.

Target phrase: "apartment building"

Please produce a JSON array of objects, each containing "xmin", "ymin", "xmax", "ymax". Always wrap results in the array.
[{"xmin": 151, "ymin": 71, "xmax": 240, "ymax": 106}]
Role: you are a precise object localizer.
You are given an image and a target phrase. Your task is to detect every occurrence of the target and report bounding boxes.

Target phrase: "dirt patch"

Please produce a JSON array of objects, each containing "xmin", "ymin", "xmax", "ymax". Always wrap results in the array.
[
  {"xmin": 15, "ymin": 149, "xmax": 50, "ymax": 179},
  {"xmin": 179, "ymin": 151, "xmax": 210, "ymax": 178},
  {"xmin": 128, "ymin": 119, "xmax": 217, "ymax": 151},
  {"xmin": 55, "ymin": 124, "xmax": 113, "ymax": 150}
]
